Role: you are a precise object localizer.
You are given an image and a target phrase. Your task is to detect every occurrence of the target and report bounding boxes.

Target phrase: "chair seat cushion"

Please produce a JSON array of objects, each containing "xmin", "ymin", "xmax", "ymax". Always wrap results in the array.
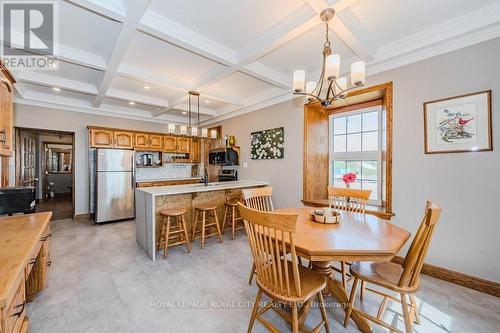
[
  {"xmin": 257, "ymin": 261, "xmax": 326, "ymax": 302},
  {"xmin": 350, "ymin": 261, "xmax": 419, "ymax": 293}
]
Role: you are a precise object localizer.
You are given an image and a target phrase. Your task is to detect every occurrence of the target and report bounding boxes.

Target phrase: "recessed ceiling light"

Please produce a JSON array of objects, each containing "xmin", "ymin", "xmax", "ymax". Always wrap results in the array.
[
  {"xmin": 52, "ymin": 87, "xmax": 61, "ymax": 92},
  {"xmin": 144, "ymin": 86, "xmax": 150, "ymax": 90},
  {"xmin": 182, "ymin": 111, "xmax": 187, "ymax": 115},
  {"xmin": 129, "ymin": 101, "xmax": 135, "ymax": 105},
  {"xmin": 205, "ymin": 100, "xmax": 210, "ymax": 104}
]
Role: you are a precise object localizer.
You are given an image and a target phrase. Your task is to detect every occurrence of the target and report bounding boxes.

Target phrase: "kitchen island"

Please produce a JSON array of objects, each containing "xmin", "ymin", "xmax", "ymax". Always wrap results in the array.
[{"xmin": 135, "ymin": 180, "xmax": 268, "ymax": 260}]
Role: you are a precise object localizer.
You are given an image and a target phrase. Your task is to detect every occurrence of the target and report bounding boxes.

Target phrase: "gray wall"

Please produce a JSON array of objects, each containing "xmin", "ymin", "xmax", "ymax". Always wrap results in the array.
[
  {"xmin": 215, "ymin": 38, "xmax": 500, "ymax": 281},
  {"xmin": 13, "ymin": 105, "xmax": 171, "ymax": 215}
]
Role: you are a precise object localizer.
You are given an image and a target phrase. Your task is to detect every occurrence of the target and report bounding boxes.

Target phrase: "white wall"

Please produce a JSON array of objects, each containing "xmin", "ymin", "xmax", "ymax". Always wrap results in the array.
[
  {"xmin": 13, "ymin": 104, "xmax": 170, "ymax": 215},
  {"xmin": 215, "ymin": 38, "xmax": 500, "ymax": 281}
]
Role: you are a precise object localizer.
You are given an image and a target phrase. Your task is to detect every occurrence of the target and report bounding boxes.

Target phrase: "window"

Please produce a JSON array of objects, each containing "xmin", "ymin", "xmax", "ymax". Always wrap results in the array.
[{"xmin": 329, "ymin": 106, "xmax": 382, "ymax": 204}]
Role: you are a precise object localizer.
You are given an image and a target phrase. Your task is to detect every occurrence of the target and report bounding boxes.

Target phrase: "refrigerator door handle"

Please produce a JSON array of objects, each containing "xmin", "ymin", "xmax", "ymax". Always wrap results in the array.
[{"xmin": 132, "ymin": 154, "xmax": 136, "ymax": 188}]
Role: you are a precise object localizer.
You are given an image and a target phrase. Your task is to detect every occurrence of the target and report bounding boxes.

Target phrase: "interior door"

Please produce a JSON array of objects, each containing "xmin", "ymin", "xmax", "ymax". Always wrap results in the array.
[{"xmin": 18, "ymin": 131, "xmax": 38, "ymax": 188}]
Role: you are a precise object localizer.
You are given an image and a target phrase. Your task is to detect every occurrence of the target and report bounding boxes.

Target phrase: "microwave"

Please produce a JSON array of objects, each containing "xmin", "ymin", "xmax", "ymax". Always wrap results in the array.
[{"xmin": 209, "ymin": 147, "xmax": 239, "ymax": 166}]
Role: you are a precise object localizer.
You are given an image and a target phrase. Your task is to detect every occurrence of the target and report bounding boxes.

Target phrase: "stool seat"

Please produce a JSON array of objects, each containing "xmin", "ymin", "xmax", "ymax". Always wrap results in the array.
[
  {"xmin": 225, "ymin": 200, "xmax": 240, "ymax": 207},
  {"xmin": 194, "ymin": 203, "xmax": 218, "ymax": 211},
  {"xmin": 160, "ymin": 208, "xmax": 187, "ymax": 216}
]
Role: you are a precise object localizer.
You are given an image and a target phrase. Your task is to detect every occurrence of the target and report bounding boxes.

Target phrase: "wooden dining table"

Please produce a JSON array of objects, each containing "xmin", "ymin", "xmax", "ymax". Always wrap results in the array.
[{"xmin": 275, "ymin": 207, "xmax": 411, "ymax": 333}]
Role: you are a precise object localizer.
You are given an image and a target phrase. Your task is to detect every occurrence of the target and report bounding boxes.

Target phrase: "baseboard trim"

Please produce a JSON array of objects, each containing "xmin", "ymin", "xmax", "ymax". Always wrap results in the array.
[
  {"xmin": 74, "ymin": 213, "xmax": 90, "ymax": 222},
  {"xmin": 392, "ymin": 256, "xmax": 500, "ymax": 298}
]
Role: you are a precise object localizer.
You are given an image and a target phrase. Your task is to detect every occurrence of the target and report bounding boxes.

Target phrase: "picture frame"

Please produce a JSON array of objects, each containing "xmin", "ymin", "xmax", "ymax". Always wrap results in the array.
[
  {"xmin": 250, "ymin": 127, "xmax": 284, "ymax": 159},
  {"xmin": 423, "ymin": 90, "xmax": 492, "ymax": 154}
]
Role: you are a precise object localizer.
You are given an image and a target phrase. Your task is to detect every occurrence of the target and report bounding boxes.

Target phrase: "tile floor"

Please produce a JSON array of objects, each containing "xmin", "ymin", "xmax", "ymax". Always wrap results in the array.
[{"xmin": 27, "ymin": 219, "xmax": 500, "ymax": 333}]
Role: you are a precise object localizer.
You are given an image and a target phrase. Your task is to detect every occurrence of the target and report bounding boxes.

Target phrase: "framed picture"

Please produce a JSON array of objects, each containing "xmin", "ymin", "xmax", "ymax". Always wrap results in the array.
[
  {"xmin": 423, "ymin": 90, "xmax": 492, "ymax": 154},
  {"xmin": 250, "ymin": 127, "xmax": 284, "ymax": 159}
]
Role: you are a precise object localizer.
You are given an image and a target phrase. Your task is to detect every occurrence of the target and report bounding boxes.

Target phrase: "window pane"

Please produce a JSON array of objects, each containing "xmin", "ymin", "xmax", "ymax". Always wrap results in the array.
[
  {"xmin": 333, "ymin": 161, "xmax": 346, "ymax": 178},
  {"xmin": 362, "ymin": 111, "xmax": 378, "ymax": 131},
  {"xmin": 347, "ymin": 114, "xmax": 361, "ymax": 133},
  {"xmin": 333, "ymin": 117, "xmax": 346, "ymax": 135},
  {"xmin": 333, "ymin": 135, "xmax": 346, "ymax": 152},
  {"xmin": 362, "ymin": 180, "xmax": 378, "ymax": 200},
  {"xmin": 346, "ymin": 133, "xmax": 361, "ymax": 152},
  {"xmin": 346, "ymin": 161, "xmax": 361, "ymax": 177},
  {"xmin": 362, "ymin": 161, "xmax": 377, "ymax": 180},
  {"xmin": 362, "ymin": 131, "xmax": 378, "ymax": 151},
  {"xmin": 349, "ymin": 181, "xmax": 362, "ymax": 190},
  {"xmin": 333, "ymin": 180, "xmax": 345, "ymax": 188}
]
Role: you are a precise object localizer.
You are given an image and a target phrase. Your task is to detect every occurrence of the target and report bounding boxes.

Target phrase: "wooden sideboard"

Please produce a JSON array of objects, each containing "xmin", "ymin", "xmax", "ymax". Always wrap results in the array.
[
  {"xmin": 0, "ymin": 212, "xmax": 52, "ymax": 333},
  {"xmin": 87, "ymin": 126, "xmax": 201, "ymax": 162}
]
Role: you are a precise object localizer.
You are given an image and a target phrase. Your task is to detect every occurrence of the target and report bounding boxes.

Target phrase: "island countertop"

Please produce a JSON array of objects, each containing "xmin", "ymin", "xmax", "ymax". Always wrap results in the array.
[{"xmin": 135, "ymin": 180, "xmax": 268, "ymax": 196}]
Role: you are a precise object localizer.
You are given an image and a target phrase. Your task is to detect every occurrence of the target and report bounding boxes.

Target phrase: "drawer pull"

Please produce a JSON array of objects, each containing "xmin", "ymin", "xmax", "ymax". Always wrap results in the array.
[
  {"xmin": 11, "ymin": 301, "xmax": 25, "ymax": 317},
  {"xmin": 40, "ymin": 232, "xmax": 52, "ymax": 241},
  {"xmin": 46, "ymin": 260, "xmax": 52, "ymax": 267},
  {"xmin": 28, "ymin": 258, "xmax": 36, "ymax": 265}
]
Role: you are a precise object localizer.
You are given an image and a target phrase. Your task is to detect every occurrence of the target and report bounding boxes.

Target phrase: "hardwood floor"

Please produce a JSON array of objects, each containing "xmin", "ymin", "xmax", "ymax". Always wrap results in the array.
[
  {"xmin": 27, "ymin": 218, "xmax": 500, "ymax": 333},
  {"xmin": 35, "ymin": 195, "xmax": 73, "ymax": 220}
]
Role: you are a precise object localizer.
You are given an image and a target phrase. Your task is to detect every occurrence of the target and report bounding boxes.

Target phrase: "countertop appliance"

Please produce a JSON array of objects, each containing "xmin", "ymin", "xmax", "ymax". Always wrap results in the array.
[
  {"xmin": 95, "ymin": 149, "xmax": 135, "ymax": 223},
  {"xmin": 0, "ymin": 187, "xmax": 36, "ymax": 215},
  {"xmin": 218, "ymin": 169, "xmax": 238, "ymax": 182}
]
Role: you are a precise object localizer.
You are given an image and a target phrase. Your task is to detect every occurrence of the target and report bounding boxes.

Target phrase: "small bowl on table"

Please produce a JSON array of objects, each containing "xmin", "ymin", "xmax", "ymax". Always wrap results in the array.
[{"xmin": 310, "ymin": 208, "xmax": 341, "ymax": 224}]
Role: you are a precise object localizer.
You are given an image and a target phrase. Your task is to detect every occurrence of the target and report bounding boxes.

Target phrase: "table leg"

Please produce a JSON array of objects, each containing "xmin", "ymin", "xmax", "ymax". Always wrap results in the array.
[{"xmin": 312, "ymin": 261, "xmax": 372, "ymax": 333}]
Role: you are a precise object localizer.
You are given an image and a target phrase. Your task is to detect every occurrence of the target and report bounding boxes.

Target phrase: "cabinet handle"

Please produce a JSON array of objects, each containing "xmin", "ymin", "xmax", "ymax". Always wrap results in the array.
[
  {"xmin": 1, "ymin": 79, "xmax": 12, "ymax": 92},
  {"xmin": 40, "ymin": 233, "xmax": 51, "ymax": 241},
  {"xmin": 28, "ymin": 258, "xmax": 36, "ymax": 265},
  {"xmin": 46, "ymin": 260, "xmax": 52, "ymax": 267},
  {"xmin": 11, "ymin": 301, "xmax": 26, "ymax": 317},
  {"xmin": 0, "ymin": 129, "xmax": 6, "ymax": 144}
]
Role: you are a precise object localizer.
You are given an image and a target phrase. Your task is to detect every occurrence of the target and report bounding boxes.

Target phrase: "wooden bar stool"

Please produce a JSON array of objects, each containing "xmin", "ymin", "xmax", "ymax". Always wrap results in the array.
[
  {"xmin": 222, "ymin": 197, "xmax": 244, "ymax": 240},
  {"xmin": 191, "ymin": 203, "xmax": 223, "ymax": 248},
  {"xmin": 158, "ymin": 208, "xmax": 191, "ymax": 259}
]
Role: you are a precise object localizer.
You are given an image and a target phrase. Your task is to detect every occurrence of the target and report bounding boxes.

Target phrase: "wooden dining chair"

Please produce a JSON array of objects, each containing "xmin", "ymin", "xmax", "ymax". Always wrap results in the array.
[
  {"xmin": 327, "ymin": 186, "xmax": 372, "ymax": 290},
  {"xmin": 344, "ymin": 201, "xmax": 442, "ymax": 333},
  {"xmin": 242, "ymin": 186, "xmax": 274, "ymax": 285},
  {"xmin": 238, "ymin": 203, "xmax": 330, "ymax": 333}
]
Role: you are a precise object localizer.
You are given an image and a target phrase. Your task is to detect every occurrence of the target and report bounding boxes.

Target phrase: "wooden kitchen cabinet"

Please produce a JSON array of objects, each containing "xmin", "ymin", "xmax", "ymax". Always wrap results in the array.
[
  {"xmin": 114, "ymin": 131, "xmax": 134, "ymax": 149},
  {"xmin": 134, "ymin": 133, "xmax": 150, "ymax": 149},
  {"xmin": 190, "ymin": 139, "xmax": 201, "ymax": 162},
  {"xmin": 89, "ymin": 128, "xmax": 114, "ymax": 148},
  {"xmin": 177, "ymin": 137, "xmax": 191, "ymax": 154},
  {"xmin": 163, "ymin": 136, "xmax": 177, "ymax": 152},
  {"xmin": 0, "ymin": 62, "xmax": 15, "ymax": 157},
  {"xmin": 149, "ymin": 134, "xmax": 163, "ymax": 150}
]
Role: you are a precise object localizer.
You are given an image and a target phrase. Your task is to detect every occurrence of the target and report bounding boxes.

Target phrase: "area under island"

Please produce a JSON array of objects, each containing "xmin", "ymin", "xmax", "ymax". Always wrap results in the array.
[{"xmin": 135, "ymin": 180, "xmax": 268, "ymax": 260}]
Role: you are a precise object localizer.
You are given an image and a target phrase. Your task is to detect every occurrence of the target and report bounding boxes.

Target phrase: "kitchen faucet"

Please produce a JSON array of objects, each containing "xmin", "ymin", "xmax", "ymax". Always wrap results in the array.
[{"xmin": 201, "ymin": 167, "xmax": 209, "ymax": 186}]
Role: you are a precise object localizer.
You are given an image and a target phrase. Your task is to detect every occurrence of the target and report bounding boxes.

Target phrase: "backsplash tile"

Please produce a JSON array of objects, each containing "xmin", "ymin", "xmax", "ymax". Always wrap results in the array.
[{"xmin": 136, "ymin": 164, "xmax": 199, "ymax": 181}]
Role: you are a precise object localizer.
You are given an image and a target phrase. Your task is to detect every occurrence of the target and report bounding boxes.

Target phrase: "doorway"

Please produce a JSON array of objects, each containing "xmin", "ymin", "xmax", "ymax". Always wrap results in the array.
[{"xmin": 15, "ymin": 127, "xmax": 75, "ymax": 220}]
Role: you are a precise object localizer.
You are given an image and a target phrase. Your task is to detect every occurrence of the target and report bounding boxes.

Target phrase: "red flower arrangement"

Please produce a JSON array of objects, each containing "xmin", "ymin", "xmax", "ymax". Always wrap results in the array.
[{"xmin": 342, "ymin": 173, "xmax": 357, "ymax": 188}]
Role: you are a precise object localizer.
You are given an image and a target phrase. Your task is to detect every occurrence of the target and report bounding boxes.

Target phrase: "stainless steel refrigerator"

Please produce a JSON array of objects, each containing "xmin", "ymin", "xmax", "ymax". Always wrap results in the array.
[{"xmin": 95, "ymin": 149, "xmax": 135, "ymax": 223}]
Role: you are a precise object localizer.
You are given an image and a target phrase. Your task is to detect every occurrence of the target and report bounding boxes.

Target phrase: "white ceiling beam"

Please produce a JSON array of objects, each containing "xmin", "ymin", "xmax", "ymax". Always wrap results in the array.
[
  {"xmin": 139, "ymin": 10, "xmax": 237, "ymax": 66},
  {"xmin": 236, "ymin": 5, "xmax": 320, "ymax": 65},
  {"xmin": 304, "ymin": 0, "xmax": 376, "ymax": 60},
  {"xmin": 65, "ymin": 0, "xmax": 126, "ymax": 22},
  {"xmin": 117, "ymin": 63, "xmax": 191, "ymax": 92},
  {"xmin": 105, "ymin": 88, "xmax": 169, "ymax": 107},
  {"xmin": 169, "ymin": 104, "xmax": 217, "ymax": 116},
  {"xmin": 93, "ymin": 0, "xmax": 151, "ymax": 107},
  {"xmin": 15, "ymin": 72, "xmax": 98, "ymax": 95},
  {"xmin": 240, "ymin": 62, "xmax": 291, "ymax": 90}
]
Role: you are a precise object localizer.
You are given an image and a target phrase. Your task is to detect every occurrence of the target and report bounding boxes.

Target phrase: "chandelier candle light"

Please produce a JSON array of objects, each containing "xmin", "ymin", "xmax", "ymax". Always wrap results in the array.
[{"xmin": 292, "ymin": 8, "xmax": 366, "ymax": 106}]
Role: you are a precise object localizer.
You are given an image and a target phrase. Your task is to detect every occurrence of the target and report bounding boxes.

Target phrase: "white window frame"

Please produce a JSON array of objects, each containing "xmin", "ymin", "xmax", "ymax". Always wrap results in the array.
[{"xmin": 328, "ymin": 105, "xmax": 383, "ymax": 205}]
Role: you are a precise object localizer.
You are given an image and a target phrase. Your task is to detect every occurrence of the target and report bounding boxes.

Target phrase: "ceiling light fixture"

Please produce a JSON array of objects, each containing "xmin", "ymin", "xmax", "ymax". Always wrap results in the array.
[
  {"xmin": 292, "ymin": 8, "xmax": 366, "ymax": 106},
  {"xmin": 144, "ymin": 85, "xmax": 150, "ymax": 90},
  {"xmin": 182, "ymin": 111, "xmax": 187, "ymax": 115},
  {"xmin": 52, "ymin": 87, "xmax": 61, "ymax": 92},
  {"xmin": 205, "ymin": 100, "xmax": 210, "ymax": 104},
  {"xmin": 129, "ymin": 101, "xmax": 135, "ymax": 105}
]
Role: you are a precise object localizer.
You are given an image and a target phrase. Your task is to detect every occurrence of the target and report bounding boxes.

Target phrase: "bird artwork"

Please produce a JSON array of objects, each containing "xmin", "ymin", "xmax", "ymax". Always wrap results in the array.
[{"xmin": 437, "ymin": 109, "xmax": 475, "ymax": 143}]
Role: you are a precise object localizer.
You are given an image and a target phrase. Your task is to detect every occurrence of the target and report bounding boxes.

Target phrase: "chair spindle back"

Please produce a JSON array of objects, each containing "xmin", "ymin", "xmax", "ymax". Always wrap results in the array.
[
  {"xmin": 327, "ymin": 187, "xmax": 372, "ymax": 214},
  {"xmin": 238, "ymin": 203, "xmax": 301, "ymax": 298},
  {"xmin": 242, "ymin": 186, "xmax": 274, "ymax": 212}
]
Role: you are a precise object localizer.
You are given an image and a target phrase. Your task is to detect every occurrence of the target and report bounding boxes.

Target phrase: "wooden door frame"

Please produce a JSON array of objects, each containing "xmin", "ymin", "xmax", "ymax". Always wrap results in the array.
[{"xmin": 14, "ymin": 127, "xmax": 76, "ymax": 217}]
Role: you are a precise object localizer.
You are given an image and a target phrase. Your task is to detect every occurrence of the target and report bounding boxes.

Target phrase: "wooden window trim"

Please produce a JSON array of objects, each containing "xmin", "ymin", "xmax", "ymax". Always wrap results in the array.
[{"xmin": 303, "ymin": 82, "xmax": 394, "ymax": 218}]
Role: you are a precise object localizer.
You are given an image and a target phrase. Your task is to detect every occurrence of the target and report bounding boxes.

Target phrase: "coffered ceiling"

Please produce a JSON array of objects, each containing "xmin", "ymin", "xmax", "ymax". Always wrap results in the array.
[{"xmin": 8, "ymin": 0, "xmax": 500, "ymax": 125}]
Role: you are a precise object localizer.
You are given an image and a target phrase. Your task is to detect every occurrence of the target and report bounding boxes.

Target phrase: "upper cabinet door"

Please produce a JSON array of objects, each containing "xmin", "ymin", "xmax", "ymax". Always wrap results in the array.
[
  {"xmin": 113, "ymin": 131, "xmax": 133, "ymax": 149},
  {"xmin": 0, "ymin": 77, "xmax": 13, "ymax": 156},
  {"xmin": 90, "ymin": 129, "xmax": 114, "ymax": 148},
  {"xmin": 177, "ymin": 137, "xmax": 191, "ymax": 154},
  {"xmin": 134, "ymin": 133, "xmax": 150, "ymax": 149},
  {"xmin": 149, "ymin": 134, "xmax": 163, "ymax": 151},
  {"xmin": 163, "ymin": 136, "xmax": 177, "ymax": 152},
  {"xmin": 190, "ymin": 139, "xmax": 201, "ymax": 162}
]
